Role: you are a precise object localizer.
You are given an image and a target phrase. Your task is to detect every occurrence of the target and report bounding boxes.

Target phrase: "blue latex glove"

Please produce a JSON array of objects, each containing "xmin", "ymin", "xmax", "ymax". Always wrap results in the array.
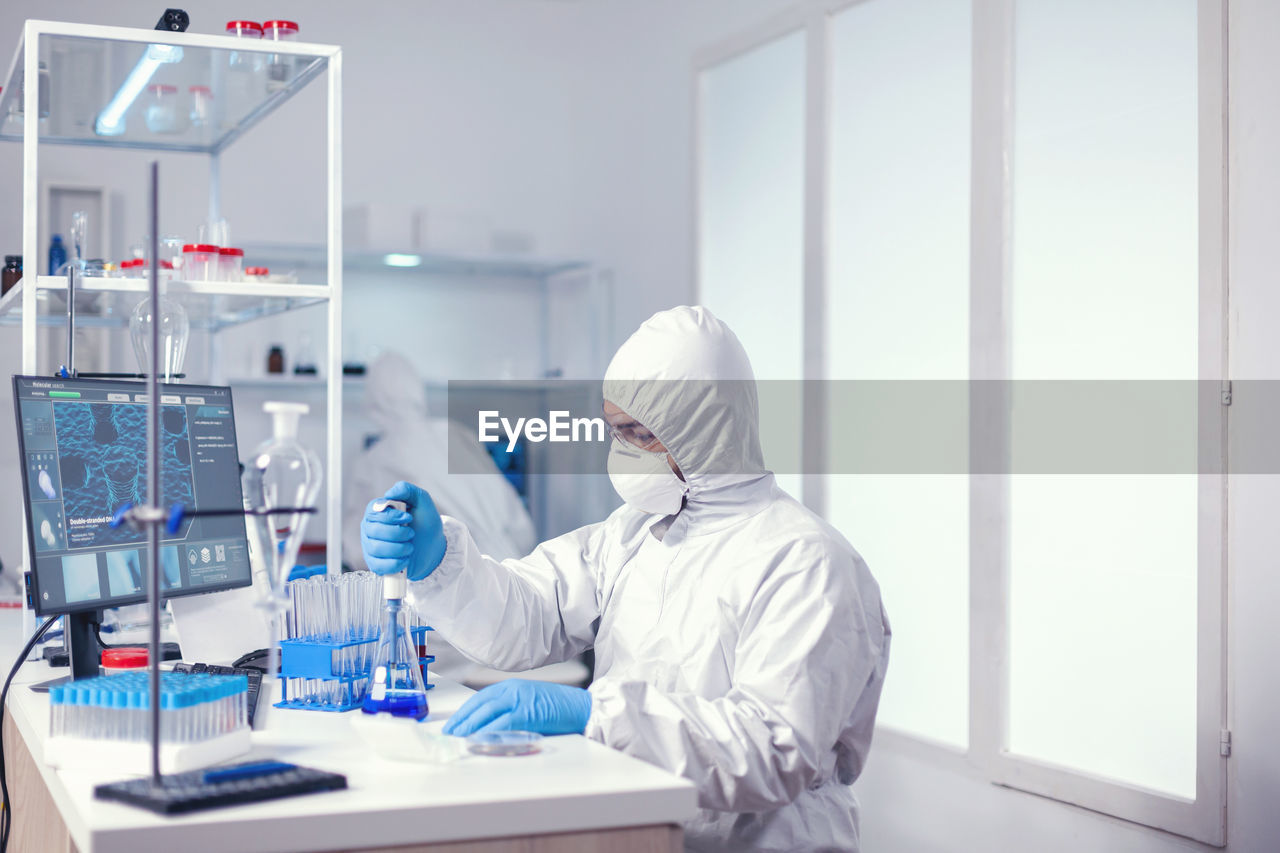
[
  {"xmin": 444, "ymin": 679, "xmax": 592, "ymax": 737},
  {"xmin": 360, "ymin": 481, "xmax": 447, "ymax": 581}
]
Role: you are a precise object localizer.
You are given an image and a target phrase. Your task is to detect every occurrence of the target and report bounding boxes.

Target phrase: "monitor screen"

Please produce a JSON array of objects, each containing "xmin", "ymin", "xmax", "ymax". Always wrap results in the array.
[{"xmin": 13, "ymin": 376, "xmax": 254, "ymax": 616}]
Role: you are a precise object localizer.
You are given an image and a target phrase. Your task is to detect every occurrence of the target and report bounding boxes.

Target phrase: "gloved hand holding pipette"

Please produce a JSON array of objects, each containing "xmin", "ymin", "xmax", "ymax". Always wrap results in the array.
[{"xmin": 361, "ymin": 481, "xmax": 447, "ymax": 581}]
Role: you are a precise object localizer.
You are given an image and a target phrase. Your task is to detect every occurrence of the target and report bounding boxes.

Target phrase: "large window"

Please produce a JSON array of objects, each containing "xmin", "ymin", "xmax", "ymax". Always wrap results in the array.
[
  {"xmin": 697, "ymin": 31, "xmax": 805, "ymax": 499},
  {"xmin": 1007, "ymin": 0, "xmax": 1200, "ymax": 800},
  {"xmin": 695, "ymin": 0, "xmax": 1226, "ymax": 843},
  {"xmin": 825, "ymin": 0, "xmax": 972, "ymax": 749}
]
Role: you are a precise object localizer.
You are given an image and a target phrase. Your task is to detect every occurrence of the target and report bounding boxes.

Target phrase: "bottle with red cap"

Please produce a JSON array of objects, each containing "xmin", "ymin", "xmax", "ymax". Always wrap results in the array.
[{"xmin": 263, "ymin": 20, "xmax": 300, "ymax": 92}]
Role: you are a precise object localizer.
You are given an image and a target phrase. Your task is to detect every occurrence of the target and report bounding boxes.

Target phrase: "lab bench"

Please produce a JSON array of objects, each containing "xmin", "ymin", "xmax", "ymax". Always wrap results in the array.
[{"xmin": 2, "ymin": 658, "xmax": 697, "ymax": 853}]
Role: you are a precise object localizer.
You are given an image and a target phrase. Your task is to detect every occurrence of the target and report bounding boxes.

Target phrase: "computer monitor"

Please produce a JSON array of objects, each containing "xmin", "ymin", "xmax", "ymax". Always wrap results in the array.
[{"xmin": 13, "ymin": 376, "xmax": 254, "ymax": 675}]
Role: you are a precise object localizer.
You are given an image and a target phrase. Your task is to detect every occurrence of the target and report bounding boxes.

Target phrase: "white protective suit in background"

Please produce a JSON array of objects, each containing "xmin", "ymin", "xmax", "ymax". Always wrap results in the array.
[
  {"xmin": 343, "ymin": 351, "xmax": 537, "ymax": 568},
  {"xmin": 416, "ymin": 306, "xmax": 890, "ymax": 852}
]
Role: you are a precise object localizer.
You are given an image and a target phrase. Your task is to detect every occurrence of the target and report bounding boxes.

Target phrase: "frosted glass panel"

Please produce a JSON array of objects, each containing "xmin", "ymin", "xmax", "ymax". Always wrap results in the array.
[
  {"xmin": 825, "ymin": 0, "xmax": 971, "ymax": 746},
  {"xmin": 698, "ymin": 32, "xmax": 804, "ymax": 498},
  {"xmin": 1008, "ymin": 0, "xmax": 1198, "ymax": 798}
]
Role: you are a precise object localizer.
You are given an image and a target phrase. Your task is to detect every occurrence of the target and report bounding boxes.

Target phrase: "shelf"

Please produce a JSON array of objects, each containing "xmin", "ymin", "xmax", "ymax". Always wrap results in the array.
[
  {"xmin": 221, "ymin": 377, "xmax": 585, "ymax": 393},
  {"xmin": 239, "ymin": 243, "xmax": 590, "ymax": 280},
  {"xmin": 0, "ymin": 20, "xmax": 336, "ymax": 154},
  {"xmin": 226, "ymin": 376, "xmax": 364, "ymax": 389},
  {"xmin": 0, "ymin": 275, "xmax": 330, "ymax": 331}
]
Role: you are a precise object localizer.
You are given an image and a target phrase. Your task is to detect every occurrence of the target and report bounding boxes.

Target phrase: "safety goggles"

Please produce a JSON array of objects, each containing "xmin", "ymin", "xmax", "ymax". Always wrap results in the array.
[{"xmin": 607, "ymin": 421, "xmax": 663, "ymax": 452}]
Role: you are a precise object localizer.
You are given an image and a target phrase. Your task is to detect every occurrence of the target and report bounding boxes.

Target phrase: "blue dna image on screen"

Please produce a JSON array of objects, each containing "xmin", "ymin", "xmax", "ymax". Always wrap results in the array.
[{"xmin": 53, "ymin": 402, "xmax": 196, "ymax": 549}]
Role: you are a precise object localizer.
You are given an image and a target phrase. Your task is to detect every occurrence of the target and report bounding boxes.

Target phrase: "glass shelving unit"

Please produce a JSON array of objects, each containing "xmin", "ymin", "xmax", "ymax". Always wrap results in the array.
[
  {"xmin": 0, "ymin": 21, "xmax": 331, "ymax": 153},
  {"xmin": 240, "ymin": 242, "xmax": 591, "ymax": 280},
  {"xmin": 1, "ymin": 19, "xmax": 346, "ymax": 562}
]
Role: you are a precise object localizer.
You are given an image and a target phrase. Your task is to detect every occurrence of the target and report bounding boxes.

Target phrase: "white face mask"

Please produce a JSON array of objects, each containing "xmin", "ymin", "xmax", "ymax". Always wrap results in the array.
[{"xmin": 607, "ymin": 442, "xmax": 687, "ymax": 516}]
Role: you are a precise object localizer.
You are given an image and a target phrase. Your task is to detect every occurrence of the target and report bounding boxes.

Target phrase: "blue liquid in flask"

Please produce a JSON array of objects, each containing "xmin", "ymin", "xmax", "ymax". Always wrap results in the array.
[{"xmin": 362, "ymin": 691, "xmax": 429, "ymax": 719}]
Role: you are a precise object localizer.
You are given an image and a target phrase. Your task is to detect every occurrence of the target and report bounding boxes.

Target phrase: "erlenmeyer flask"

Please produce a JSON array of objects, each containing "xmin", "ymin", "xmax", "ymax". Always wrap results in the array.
[{"xmin": 362, "ymin": 574, "xmax": 429, "ymax": 719}]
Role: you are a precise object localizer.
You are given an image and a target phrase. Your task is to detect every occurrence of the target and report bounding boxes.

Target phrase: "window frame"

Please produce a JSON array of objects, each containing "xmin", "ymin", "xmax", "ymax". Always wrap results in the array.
[{"xmin": 693, "ymin": 0, "xmax": 1229, "ymax": 845}]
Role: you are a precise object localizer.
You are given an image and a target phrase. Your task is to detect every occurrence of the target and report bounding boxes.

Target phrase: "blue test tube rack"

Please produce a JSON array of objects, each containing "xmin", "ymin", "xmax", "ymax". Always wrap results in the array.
[{"xmin": 275, "ymin": 626, "xmax": 435, "ymax": 713}]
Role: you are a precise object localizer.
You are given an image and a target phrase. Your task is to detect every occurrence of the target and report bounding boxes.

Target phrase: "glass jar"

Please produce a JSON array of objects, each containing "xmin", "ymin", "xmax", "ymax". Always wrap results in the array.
[
  {"xmin": 144, "ymin": 83, "xmax": 183, "ymax": 134},
  {"xmin": 159, "ymin": 235, "xmax": 185, "ymax": 276},
  {"xmin": 267, "ymin": 345, "xmax": 285, "ymax": 374},
  {"xmin": 218, "ymin": 247, "xmax": 244, "ymax": 282},
  {"xmin": 2, "ymin": 255, "xmax": 21, "ymax": 295},
  {"xmin": 262, "ymin": 20, "xmax": 300, "ymax": 92},
  {"xmin": 182, "ymin": 244, "xmax": 219, "ymax": 281},
  {"xmin": 188, "ymin": 85, "xmax": 214, "ymax": 129}
]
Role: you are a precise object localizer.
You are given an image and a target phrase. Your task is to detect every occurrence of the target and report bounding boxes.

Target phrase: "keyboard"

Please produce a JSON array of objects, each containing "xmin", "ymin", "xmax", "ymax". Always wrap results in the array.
[
  {"xmin": 94, "ymin": 760, "xmax": 347, "ymax": 815},
  {"xmin": 171, "ymin": 662, "xmax": 264, "ymax": 728}
]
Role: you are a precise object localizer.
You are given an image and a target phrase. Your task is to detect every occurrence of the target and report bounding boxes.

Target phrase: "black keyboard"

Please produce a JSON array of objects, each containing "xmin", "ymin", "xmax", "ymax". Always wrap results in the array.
[
  {"xmin": 94, "ymin": 760, "xmax": 347, "ymax": 815},
  {"xmin": 171, "ymin": 662, "xmax": 264, "ymax": 728}
]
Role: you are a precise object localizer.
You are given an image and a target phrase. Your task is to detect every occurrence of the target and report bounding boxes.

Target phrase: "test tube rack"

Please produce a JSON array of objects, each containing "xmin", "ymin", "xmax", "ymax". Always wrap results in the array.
[
  {"xmin": 44, "ymin": 672, "xmax": 252, "ymax": 775},
  {"xmin": 275, "ymin": 626, "xmax": 435, "ymax": 713}
]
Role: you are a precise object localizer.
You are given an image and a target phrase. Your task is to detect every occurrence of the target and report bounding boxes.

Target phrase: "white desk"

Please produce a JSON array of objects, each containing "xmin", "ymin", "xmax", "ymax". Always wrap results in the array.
[{"xmin": 3, "ymin": 656, "xmax": 697, "ymax": 853}]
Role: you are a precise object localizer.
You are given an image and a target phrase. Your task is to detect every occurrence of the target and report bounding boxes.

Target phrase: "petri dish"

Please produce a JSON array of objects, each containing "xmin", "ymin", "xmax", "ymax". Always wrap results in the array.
[{"xmin": 466, "ymin": 731, "xmax": 544, "ymax": 757}]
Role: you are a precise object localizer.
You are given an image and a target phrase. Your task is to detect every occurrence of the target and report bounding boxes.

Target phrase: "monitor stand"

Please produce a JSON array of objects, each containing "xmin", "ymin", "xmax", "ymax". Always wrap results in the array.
[{"xmin": 28, "ymin": 610, "xmax": 105, "ymax": 693}]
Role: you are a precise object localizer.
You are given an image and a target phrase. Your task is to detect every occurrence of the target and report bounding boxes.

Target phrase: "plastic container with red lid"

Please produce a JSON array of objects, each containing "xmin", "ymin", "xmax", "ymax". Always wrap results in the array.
[
  {"xmin": 244, "ymin": 266, "xmax": 269, "ymax": 283},
  {"xmin": 189, "ymin": 84, "xmax": 215, "ymax": 129},
  {"xmin": 263, "ymin": 21, "xmax": 300, "ymax": 91},
  {"xmin": 101, "ymin": 647, "xmax": 148, "ymax": 673},
  {"xmin": 227, "ymin": 20, "xmax": 264, "ymax": 76},
  {"xmin": 144, "ymin": 83, "xmax": 183, "ymax": 134},
  {"xmin": 218, "ymin": 246, "xmax": 245, "ymax": 282},
  {"xmin": 183, "ymin": 244, "xmax": 220, "ymax": 281},
  {"xmin": 225, "ymin": 20, "xmax": 263, "ymax": 37},
  {"xmin": 262, "ymin": 20, "xmax": 299, "ymax": 39}
]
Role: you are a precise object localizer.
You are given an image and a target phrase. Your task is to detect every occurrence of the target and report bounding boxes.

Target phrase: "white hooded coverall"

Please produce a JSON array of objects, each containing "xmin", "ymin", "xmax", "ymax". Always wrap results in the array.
[{"xmin": 416, "ymin": 306, "xmax": 890, "ymax": 852}]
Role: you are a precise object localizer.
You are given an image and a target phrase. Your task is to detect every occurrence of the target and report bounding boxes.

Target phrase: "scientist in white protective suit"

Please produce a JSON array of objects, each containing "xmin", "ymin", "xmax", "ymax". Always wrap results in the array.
[{"xmin": 361, "ymin": 306, "xmax": 891, "ymax": 852}]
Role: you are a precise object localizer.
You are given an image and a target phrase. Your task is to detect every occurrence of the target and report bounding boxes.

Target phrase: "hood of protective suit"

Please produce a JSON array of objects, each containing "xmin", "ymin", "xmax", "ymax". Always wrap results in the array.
[
  {"xmin": 604, "ymin": 306, "xmax": 770, "ymax": 522},
  {"xmin": 366, "ymin": 351, "xmax": 430, "ymax": 432}
]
